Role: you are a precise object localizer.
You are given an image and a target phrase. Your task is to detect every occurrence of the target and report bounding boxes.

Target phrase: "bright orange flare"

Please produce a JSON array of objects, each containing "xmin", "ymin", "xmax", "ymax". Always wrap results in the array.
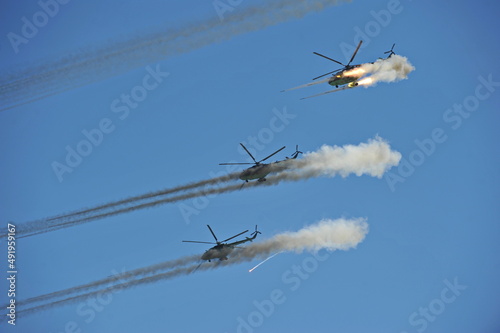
[
  {"xmin": 343, "ymin": 67, "xmax": 366, "ymax": 77},
  {"xmin": 358, "ymin": 77, "xmax": 374, "ymax": 86}
]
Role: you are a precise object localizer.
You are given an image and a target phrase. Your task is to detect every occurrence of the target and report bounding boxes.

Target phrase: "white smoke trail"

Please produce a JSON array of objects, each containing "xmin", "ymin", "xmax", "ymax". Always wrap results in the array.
[
  {"xmin": 4, "ymin": 136, "xmax": 399, "ymax": 239},
  {"xmin": 0, "ymin": 0, "xmax": 349, "ymax": 111},
  {"xmin": 237, "ymin": 217, "xmax": 368, "ymax": 259},
  {"xmin": 292, "ymin": 135, "xmax": 402, "ymax": 178},
  {"xmin": 357, "ymin": 54, "xmax": 415, "ymax": 87},
  {"xmin": 16, "ymin": 217, "xmax": 367, "ymax": 315}
]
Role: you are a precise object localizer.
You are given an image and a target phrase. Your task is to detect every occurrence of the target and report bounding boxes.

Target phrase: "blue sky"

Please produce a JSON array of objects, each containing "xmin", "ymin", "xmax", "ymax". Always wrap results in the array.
[{"xmin": 0, "ymin": 0, "xmax": 499, "ymax": 332}]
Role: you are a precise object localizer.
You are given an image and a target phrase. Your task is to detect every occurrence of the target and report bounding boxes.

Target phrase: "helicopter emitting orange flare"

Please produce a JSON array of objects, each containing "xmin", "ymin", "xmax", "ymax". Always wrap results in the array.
[{"xmin": 343, "ymin": 67, "xmax": 366, "ymax": 77}]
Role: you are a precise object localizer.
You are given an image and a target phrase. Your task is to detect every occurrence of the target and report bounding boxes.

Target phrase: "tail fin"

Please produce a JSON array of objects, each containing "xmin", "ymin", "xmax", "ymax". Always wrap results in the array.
[
  {"xmin": 384, "ymin": 43, "xmax": 396, "ymax": 58},
  {"xmin": 290, "ymin": 145, "xmax": 303, "ymax": 159}
]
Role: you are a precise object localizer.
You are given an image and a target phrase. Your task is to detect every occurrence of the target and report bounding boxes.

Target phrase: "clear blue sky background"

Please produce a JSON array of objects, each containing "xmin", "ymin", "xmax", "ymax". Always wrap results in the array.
[{"xmin": 1, "ymin": 1, "xmax": 499, "ymax": 332}]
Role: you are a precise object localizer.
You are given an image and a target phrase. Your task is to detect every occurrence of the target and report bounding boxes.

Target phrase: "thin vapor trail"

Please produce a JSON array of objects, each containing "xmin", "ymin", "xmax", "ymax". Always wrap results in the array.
[
  {"xmin": 17, "ymin": 217, "xmax": 367, "ymax": 315},
  {"xmin": 7, "ymin": 137, "xmax": 400, "ymax": 239},
  {"xmin": 281, "ymin": 76, "xmax": 332, "ymax": 92},
  {"xmin": 0, "ymin": 0, "xmax": 349, "ymax": 111},
  {"xmin": 249, "ymin": 252, "xmax": 283, "ymax": 272}
]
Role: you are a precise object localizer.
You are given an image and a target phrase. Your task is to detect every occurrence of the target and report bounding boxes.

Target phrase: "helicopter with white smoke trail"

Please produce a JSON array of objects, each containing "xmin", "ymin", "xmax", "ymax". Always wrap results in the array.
[
  {"xmin": 10, "ymin": 217, "xmax": 368, "ymax": 316},
  {"xmin": 1, "ymin": 137, "xmax": 399, "ymax": 239},
  {"xmin": 283, "ymin": 42, "xmax": 415, "ymax": 99}
]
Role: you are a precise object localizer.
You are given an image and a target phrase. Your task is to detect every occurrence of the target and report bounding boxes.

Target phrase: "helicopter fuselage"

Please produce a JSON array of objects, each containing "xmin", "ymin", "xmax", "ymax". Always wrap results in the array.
[
  {"xmin": 220, "ymin": 143, "xmax": 301, "ymax": 183},
  {"xmin": 201, "ymin": 244, "xmax": 234, "ymax": 261},
  {"xmin": 200, "ymin": 234, "xmax": 260, "ymax": 261},
  {"xmin": 239, "ymin": 159, "xmax": 293, "ymax": 182},
  {"xmin": 184, "ymin": 224, "xmax": 261, "ymax": 262},
  {"xmin": 239, "ymin": 164, "xmax": 272, "ymax": 182},
  {"xmin": 328, "ymin": 65, "xmax": 363, "ymax": 87}
]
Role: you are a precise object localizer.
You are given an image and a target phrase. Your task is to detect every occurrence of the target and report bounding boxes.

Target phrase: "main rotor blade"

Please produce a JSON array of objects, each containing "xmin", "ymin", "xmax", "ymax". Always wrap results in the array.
[
  {"xmin": 240, "ymin": 143, "xmax": 257, "ymax": 164},
  {"xmin": 312, "ymin": 69, "xmax": 342, "ymax": 81},
  {"xmin": 313, "ymin": 52, "xmax": 345, "ymax": 66},
  {"xmin": 347, "ymin": 40, "xmax": 363, "ymax": 66},
  {"xmin": 219, "ymin": 162, "xmax": 255, "ymax": 165},
  {"xmin": 207, "ymin": 225, "xmax": 218, "ymax": 243},
  {"xmin": 222, "ymin": 230, "xmax": 249, "ymax": 243},
  {"xmin": 259, "ymin": 146, "xmax": 286, "ymax": 163},
  {"xmin": 182, "ymin": 240, "xmax": 217, "ymax": 244}
]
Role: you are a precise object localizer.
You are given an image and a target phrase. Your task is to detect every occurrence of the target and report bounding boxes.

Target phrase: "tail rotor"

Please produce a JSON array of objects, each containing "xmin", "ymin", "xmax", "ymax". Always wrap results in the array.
[
  {"xmin": 251, "ymin": 225, "xmax": 261, "ymax": 237},
  {"xmin": 290, "ymin": 145, "xmax": 303, "ymax": 159},
  {"xmin": 384, "ymin": 43, "xmax": 396, "ymax": 58}
]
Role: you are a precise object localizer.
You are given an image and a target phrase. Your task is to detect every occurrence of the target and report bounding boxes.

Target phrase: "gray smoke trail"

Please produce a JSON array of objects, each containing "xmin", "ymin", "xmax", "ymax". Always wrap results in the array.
[
  {"xmin": 13, "ymin": 254, "xmax": 200, "ymax": 311},
  {"xmin": 17, "ymin": 217, "xmax": 367, "ymax": 315},
  {"xmin": 18, "ymin": 262, "xmax": 212, "ymax": 315},
  {"xmin": 356, "ymin": 54, "xmax": 415, "ymax": 87},
  {"xmin": 0, "ymin": 0, "xmax": 349, "ymax": 111},
  {"xmin": 7, "ymin": 136, "xmax": 399, "ymax": 239},
  {"xmin": 9, "ymin": 172, "xmax": 241, "ymax": 238},
  {"xmin": 50, "ymin": 172, "xmax": 239, "ymax": 221},
  {"xmin": 15, "ymin": 179, "xmax": 262, "ymax": 238}
]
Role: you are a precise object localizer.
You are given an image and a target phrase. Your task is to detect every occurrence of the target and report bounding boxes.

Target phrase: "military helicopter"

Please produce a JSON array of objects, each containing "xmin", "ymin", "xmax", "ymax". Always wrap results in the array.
[
  {"xmin": 183, "ymin": 225, "xmax": 261, "ymax": 262},
  {"xmin": 219, "ymin": 143, "xmax": 302, "ymax": 183},
  {"xmin": 281, "ymin": 40, "xmax": 364, "ymax": 97},
  {"xmin": 284, "ymin": 42, "xmax": 398, "ymax": 99}
]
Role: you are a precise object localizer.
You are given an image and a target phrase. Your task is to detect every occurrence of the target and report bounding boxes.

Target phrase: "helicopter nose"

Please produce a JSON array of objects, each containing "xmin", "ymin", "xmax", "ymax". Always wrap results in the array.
[{"xmin": 239, "ymin": 170, "xmax": 249, "ymax": 180}]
